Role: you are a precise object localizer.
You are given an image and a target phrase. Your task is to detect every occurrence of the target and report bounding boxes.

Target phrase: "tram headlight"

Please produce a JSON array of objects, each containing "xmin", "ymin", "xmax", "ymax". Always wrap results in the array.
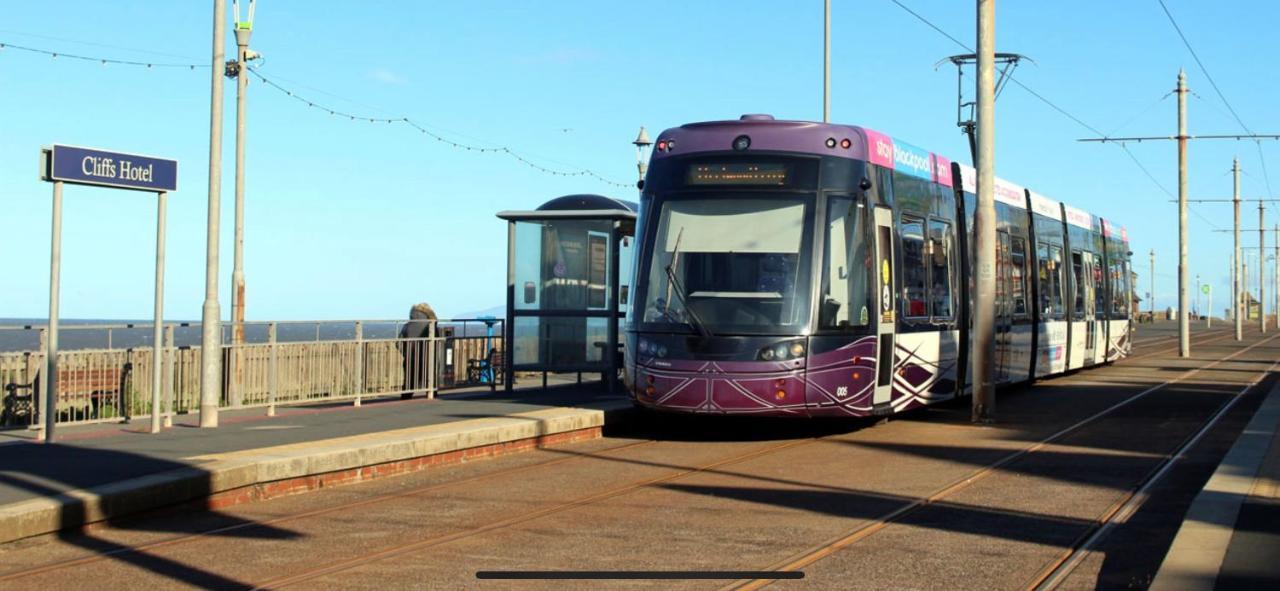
[
  {"xmin": 732, "ymin": 135, "xmax": 751, "ymax": 151},
  {"xmin": 757, "ymin": 339, "xmax": 807, "ymax": 361}
]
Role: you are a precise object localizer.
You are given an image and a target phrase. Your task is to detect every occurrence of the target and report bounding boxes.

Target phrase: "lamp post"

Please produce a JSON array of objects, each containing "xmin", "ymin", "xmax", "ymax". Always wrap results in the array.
[
  {"xmin": 633, "ymin": 126, "xmax": 652, "ymax": 192},
  {"xmin": 228, "ymin": 0, "xmax": 258, "ymax": 408}
]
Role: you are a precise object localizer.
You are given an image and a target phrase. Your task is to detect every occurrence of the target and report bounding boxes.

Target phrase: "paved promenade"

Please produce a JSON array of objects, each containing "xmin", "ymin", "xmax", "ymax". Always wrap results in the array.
[
  {"xmin": 1, "ymin": 321, "xmax": 1278, "ymax": 589},
  {"xmin": 0, "ymin": 376, "xmax": 629, "ymax": 543}
]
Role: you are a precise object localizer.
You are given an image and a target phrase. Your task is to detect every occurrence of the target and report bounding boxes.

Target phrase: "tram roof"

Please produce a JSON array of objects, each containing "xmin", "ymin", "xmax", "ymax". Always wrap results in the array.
[{"xmin": 656, "ymin": 115, "xmax": 1125, "ymax": 242}]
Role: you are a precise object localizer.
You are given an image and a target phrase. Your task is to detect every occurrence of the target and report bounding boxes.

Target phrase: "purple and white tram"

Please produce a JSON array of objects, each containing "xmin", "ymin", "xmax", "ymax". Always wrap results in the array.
[{"xmin": 624, "ymin": 115, "xmax": 1133, "ymax": 417}]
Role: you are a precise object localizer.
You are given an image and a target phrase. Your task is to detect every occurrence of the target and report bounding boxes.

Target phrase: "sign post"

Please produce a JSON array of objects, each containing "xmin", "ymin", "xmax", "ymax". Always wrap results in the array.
[{"xmin": 40, "ymin": 145, "xmax": 178, "ymax": 442}]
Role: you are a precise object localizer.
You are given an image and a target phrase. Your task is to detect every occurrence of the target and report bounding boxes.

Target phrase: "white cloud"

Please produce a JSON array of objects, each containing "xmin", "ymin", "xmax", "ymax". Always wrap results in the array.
[{"xmin": 367, "ymin": 67, "xmax": 408, "ymax": 85}]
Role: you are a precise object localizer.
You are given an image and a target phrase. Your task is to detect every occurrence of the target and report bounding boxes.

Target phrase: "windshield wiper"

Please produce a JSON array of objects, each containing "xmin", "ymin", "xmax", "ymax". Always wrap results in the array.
[{"xmin": 664, "ymin": 262, "xmax": 714, "ymax": 339}]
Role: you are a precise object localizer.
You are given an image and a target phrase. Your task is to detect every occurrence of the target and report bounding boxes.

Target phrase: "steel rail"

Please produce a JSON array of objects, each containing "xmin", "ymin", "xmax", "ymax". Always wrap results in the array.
[{"xmin": 723, "ymin": 331, "xmax": 1280, "ymax": 591}]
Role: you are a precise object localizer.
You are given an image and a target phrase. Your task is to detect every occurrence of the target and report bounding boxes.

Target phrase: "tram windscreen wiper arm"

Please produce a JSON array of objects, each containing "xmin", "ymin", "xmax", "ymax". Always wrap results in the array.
[{"xmin": 664, "ymin": 264, "xmax": 714, "ymax": 339}]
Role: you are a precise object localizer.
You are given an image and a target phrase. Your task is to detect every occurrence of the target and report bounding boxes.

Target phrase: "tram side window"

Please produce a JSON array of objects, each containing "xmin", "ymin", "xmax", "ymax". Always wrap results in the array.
[
  {"xmin": 1038, "ymin": 242, "xmax": 1065, "ymax": 318},
  {"xmin": 900, "ymin": 215, "xmax": 928, "ymax": 318},
  {"xmin": 1112, "ymin": 259, "xmax": 1130, "ymax": 317},
  {"xmin": 1010, "ymin": 236, "xmax": 1028, "ymax": 317},
  {"xmin": 928, "ymin": 220, "xmax": 954, "ymax": 318},
  {"xmin": 997, "ymin": 232, "xmax": 1010, "ymax": 316},
  {"xmin": 1071, "ymin": 251, "xmax": 1085, "ymax": 317}
]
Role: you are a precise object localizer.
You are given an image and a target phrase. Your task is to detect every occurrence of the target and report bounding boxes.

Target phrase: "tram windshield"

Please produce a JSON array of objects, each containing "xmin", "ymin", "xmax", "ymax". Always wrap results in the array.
[{"xmin": 640, "ymin": 194, "xmax": 813, "ymax": 335}]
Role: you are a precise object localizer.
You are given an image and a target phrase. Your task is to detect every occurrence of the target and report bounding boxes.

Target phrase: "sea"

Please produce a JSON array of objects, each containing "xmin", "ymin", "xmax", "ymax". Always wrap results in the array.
[{"xmin": 0, "ymin": 317, "xmax": 502, "ymax": 353}]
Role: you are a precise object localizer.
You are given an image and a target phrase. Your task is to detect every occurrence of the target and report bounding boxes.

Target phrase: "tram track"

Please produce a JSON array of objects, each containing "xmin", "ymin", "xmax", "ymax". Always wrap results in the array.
[
  {"xmin": 0, "ymin": 438, "xmax": 662, "ymax": 582},
  {"xmin": 0, "ymin": 326, "xmax": 1240, "ymax": 587},
  {"xmin": 722, "ymin": 330, "xmax": 1280, "ymax": 590},
  {"xmin": 247, "ymin": 437, "xmax": 820, "ymax": 589},
  {"xmin": 247, "ymin": 327, "xmax": 1250, "ymax": 589},
  {"xmin": 1023, "ymin": 356, "xmax": 1280, "ymax": 590}
]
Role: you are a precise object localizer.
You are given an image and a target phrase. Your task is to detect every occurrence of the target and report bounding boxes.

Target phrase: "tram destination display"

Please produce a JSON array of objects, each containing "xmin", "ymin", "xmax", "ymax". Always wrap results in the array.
[{"xmin": 686, "ymin": 162, "xmax": 790, "ymax": 186}]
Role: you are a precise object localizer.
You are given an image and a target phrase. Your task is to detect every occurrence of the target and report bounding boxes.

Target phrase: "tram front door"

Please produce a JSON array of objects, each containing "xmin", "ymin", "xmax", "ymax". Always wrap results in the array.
[{"xmin": 873, "ymin": 206, "xmax": 896, "ymax": 409}]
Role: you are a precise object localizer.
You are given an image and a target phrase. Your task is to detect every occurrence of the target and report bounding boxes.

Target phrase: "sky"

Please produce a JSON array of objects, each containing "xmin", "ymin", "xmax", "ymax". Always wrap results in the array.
[{"xmin": 1, "ymin": 1, "xmax": 1277, "ymax": 321}]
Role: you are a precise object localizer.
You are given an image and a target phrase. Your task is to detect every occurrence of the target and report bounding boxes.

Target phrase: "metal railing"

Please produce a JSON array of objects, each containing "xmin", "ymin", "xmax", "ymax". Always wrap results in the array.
[{"xmin": 0, "ymin": 318, "xmax": 504, "ymax": 431}]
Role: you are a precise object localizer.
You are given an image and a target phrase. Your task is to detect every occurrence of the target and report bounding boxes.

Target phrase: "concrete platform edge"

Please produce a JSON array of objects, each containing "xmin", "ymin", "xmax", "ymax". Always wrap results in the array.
[
  {"xmin": 1150, "ymin": 373, "xmax": 1280, "ymax": 591},
  {"xmin": 0, "ymin": 402, "xmax": 634, "ymax": 545}
]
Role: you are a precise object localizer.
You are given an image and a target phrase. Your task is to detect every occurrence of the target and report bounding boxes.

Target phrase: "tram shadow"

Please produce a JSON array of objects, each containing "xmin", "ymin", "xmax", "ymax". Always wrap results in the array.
[
  {"xmin": 0, "ymin": 443, "xmax": 300, "ymax": 587},
  {"xmin": 607, "ymin": 408, "xmax": 881, "ymax": 443}
]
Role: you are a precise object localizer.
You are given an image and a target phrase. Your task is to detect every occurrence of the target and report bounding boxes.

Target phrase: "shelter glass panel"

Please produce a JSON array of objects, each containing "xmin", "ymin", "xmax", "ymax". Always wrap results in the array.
[{"xmin": 513, "ymin": 219, "xmax": 616, "ymax": 312}]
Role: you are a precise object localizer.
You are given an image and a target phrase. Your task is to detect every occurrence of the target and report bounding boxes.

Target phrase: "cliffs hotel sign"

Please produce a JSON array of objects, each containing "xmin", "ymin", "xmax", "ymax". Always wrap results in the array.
[{"xmin": 40, "ymin": 144, "xmax": 178, "ymax": 192}]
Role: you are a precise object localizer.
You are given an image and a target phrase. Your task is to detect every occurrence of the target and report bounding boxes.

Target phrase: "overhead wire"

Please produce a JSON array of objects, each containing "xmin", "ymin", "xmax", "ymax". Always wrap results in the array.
[
  {"xmin": 1156, "ymin": 0, "xmax": 1274, "ymax": 199},
  {"xmin": 884, "ymin": 0, "xmax": 1226, "ymax": 231}
]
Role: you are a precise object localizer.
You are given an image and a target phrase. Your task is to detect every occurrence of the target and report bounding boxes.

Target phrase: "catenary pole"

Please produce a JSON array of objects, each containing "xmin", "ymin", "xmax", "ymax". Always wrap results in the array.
[
  {"xmin": 823, "ymin": 0, "xmax": 830, "ymax": 122},
  {"xmin": 1260, "ymin": 201, "xmax": 1266, "ymax": 333},
  {"xmin": 1234, "ymin": 158, "xmax": 1242, "ymax": 340},
  {"xmin": 1149, "ymin": 249, "xmax": 1155, "ymax": 319},
  {"xmin": 972, "ymin": 0, "xmax": 996, "ymax": 423},
  {"xmin": 200, "ymin": 0, "xmax": 227, "ymax": 428},
  {"xmin": 1176, "ymin": 70, "xmax": 1190, "ymax": 357}
]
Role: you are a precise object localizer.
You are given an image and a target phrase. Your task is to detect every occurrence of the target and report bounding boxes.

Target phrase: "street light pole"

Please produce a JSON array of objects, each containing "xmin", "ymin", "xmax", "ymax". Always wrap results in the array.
[
  {"xmin": 200, "ymin": 0, "xmax": 228, "ymax": 428},
  {"xmin": 823, "ymin": 0, "xmax": 830, "ymax": 122},
  {"xmin": 972, "ymin": 0, "xmax": 996, "ymax": 423},
  {"xmin": 231, "ymin": 9, "xmax": 253, "ymax": 348},
  {"xmin": 633, "ymin": 126, "xmax": 652, "ymax": 191}
]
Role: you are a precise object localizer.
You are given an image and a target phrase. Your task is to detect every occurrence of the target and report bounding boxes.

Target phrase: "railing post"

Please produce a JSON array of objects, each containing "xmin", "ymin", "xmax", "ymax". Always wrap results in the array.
[
  {"xmin": 267, "ymin": 322, "xmax": 277, "ymax": 417},
  {"xmin": 353, "ymin": 321, "xmax": 364, "ymax": 407},
  {"xmin": 36, "ymin": 328, "xmax": 48, "ymax": 438},
  {"xmin": 427, "ymin": 319, "xmax": 437, "ymax": 400},
  {"xmin": 163, "ymin": 325, "xmax": 174, "ymax": 428}
]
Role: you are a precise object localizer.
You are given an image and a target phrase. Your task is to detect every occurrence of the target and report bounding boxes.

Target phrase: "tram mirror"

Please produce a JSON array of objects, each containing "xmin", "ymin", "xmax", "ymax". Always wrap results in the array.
[{"xmin": 524, "ymin": 281, "xmax": 536, "ymax": 304}]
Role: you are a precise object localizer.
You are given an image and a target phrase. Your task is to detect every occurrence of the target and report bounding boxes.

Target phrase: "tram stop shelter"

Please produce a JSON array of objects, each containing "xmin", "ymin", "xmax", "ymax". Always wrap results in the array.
[{"xmin": 496, "ymin": 195, "xmax": 637, "ymax": 392}]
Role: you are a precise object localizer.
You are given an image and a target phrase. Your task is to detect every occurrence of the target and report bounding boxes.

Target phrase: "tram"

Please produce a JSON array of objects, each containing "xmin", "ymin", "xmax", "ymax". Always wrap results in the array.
[{"xmin": 624, "ymin": 115, "xmax": 1133, "ymax": 417}]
